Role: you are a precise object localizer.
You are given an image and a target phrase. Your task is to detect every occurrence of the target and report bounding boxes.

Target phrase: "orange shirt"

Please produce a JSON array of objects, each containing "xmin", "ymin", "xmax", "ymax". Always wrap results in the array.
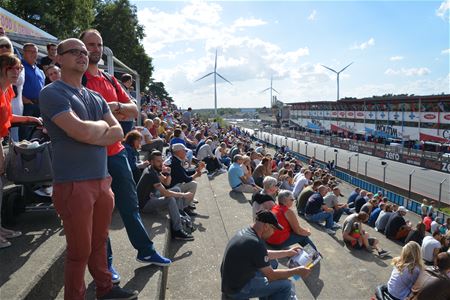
[
  {"xmin": 84, "ymin": 71, "xmax": 130, "ymax": 156},
  {"xmin": 0, "ymin": 85, "xmax": 15, "ymax": 138},
  {"xmin": 266, "ymin": 204, "xmax": 291, "ymax": 245}
]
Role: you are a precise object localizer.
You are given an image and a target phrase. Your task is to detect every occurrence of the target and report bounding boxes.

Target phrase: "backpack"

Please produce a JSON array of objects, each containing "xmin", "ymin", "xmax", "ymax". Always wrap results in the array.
[{"xmin": 81, "ymin": 71, "xmax": 120, "ymax": 93}]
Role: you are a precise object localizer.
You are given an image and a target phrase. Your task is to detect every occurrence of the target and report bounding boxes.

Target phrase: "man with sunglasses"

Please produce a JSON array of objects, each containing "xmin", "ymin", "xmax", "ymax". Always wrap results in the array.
[
  {"xmin": 39, "ymin": 38, "xmax": 137, "ymax": 299},
  {"xmin": 79, "ymin": 29, "xmax": 171, "ymax": 284},
  {"xmin": 221, "ymin": 210, "xmax": 311, "ymax": 299},
  {"xmin": 20, "ymin": 43, "xmax": 45, "ymax": 140}
]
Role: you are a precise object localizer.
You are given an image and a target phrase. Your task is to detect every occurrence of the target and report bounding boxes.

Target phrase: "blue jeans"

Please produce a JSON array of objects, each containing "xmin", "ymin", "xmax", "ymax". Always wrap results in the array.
[
  {"xmin": 220, "ymin": 157, "xmax": 231, "ymax": 167},
  {"xmin": 305, "ymin": 211, "xmax": 334, "ymax": 229},
  {"xmin": 106, "ymin": 149, "xmax": 156, "ymax": 266},
  {"xmin": 229, "ymin": 260, "xmax": 295, "ymax": 300},
  {"xmin": 333, "ymin": 208, "xmax": 344, "ymax": 223},
  {"xmin": 269, "ymin": 232, "xmax": 318, "ymax": 251}
]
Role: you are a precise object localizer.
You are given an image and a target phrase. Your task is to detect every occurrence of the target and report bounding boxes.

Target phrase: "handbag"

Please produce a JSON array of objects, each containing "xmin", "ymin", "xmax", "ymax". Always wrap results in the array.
[{"xmin": 6, "ymin": 140, "xmax": 53, "ymax": 183}]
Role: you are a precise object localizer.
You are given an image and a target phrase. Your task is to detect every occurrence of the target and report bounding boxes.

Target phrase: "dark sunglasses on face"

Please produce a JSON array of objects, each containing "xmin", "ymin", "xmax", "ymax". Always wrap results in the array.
[
  {"xmin": 59, "ymin": 48, "xmax": 89, "ymax": 57},
  {"xmin": 0, "ymin": 44, "xmax": 11, "ymax": 49}
]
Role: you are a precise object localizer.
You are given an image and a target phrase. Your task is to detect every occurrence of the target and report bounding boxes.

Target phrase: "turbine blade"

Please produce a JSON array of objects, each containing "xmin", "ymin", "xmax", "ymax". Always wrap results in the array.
[
  {"xmin": 216, "ymin": 73, "xmax": 232, "ymax": 85},
  {"xmin": 214, "ymin": 49, "xmax": 217, "ymax": 71},
  {"xmin": 272, "ymin": 88, "xmax": 280, "ymax": 94},
  {"xmin": 321, "ymin": 64, "xmax": 338, "ymax": 73},
  {"xmin": 195, "ymin": 72, "xmax": 214, "ymax": 82},
  {"xmin": 260, "ymin": 87, "xmax": 271, "ymax": 93},
  {"xmin": 338, "ymin": 62, "xmax": 353, "ymax": 73}
]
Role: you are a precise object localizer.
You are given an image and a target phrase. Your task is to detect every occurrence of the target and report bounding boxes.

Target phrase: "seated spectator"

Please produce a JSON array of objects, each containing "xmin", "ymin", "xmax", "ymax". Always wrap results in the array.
[
  {"xmin": 278, "ymin": 170, "xmax": 294, "ymax": 191},
  {"xmin": 252, "ymin": 157, "xmax": 272, "ymax": 188},
  {"xmin": 387, "ymin": 241, "xmax": 424, "ymax": 300},
  {"xmin": 347, "ymin": 187, "xmax": 361, "ymax": 208},
  {"xmin": 241, "ymin": 155, "xmax": 256, "ymax": 185},
  {"xmin": 304, "ymin": 185, "xmax": 340, "ymax": 235},
  {"xmin": 354, "ymin": 190, "xmax": 368, "ymax": 213},
  {"xmin": 215, "ymin": 142, "xmax": 231, "ymax": 167},
  {"xmin": 220, "ymin": 210, "xmax": 311, "ymax": 299},
  {"xmin": 229, "ymin": 141, "xmax": 243, "ymax": 161},
  {"xmin": 297, "ymin": 180, "xmax": 322, "ymax": 216},
  {"xmin": 360, "ymin": 197, "xmax": 378, "ymax": 217},
  {"xmin": 197, "ymin": 139, "xmax": 223, "ymax": 176},
  {"xmin": 422, "ymin": 231, "xmax": 443, "ymax": 266},
  {"xmin": 137, "ymin": 151, "xmax": 194, "ymax": 240},
  {"xmin": 292, "ymin": 170, "xmax": 312, "ymax": 200},
  {"xmin": 123, "ymin": 130, "xmax": 149, "ymax": 183},
  {"xmin": 266, "ymin": 190, "xmax": 318, "ymax": 251},
  {"xmin": 228, "ymin": 155, "xmax": 259, "ymax": 194},
  {"xmin": 375, "ymin": 203, "xmax": 394, "ymax": 233},
  {"xmin": 405, "ymin": 222, "xmax": 426, "ymax": 246},
  {"xmin": 368, "ymin": 202, "xmax": 384, "ymax": 227},
  {"xmin": 385, "ymin": 206, "xmax": 412, "ymax": 241},
  {"xmin": 342, "ymin": 212, "xmax": 390, "ymax": 257},
  {"xmin": 408, "ymin": 252, "xmax": 450, "ymax": 300},
  {"xmin": 323, "ymin": 187, "xmax": 348, "ymax": 223},
  {"xmin": 431, "ymin": 218, "xmax": 442, "ymax": 235},
  {"xmin": 251, "ymin": 176, "xmax": 278, "ymax": 218},
  {"xmin": 423, "ymin": 212, "xmax": 433, "ymax": 232},
  {"xmin": 140, "ymin": 119, "xmax": 164, "ymax": 156}
]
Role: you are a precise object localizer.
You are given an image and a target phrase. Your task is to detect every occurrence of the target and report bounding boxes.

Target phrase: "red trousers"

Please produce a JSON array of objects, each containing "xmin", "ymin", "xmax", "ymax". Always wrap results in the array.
[{"xmin": 53, "ymin": 177, "xmax": 114, "ymax": 300}]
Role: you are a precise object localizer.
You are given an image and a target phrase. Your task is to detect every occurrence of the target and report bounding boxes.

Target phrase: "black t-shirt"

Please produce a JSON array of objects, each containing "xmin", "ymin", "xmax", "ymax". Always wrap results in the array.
[
  {"xmin": 405, "ymin": 229, "xmax": 425, "ymax": 246},
  {"xmin": 252, "ymin": 191, "xmax": 275, "ymax": 205},
  {"xmin": 221, "ymin": 227, "xmax": 270, "ymax": 294},
  {"xmin": 384, "ymin": 212, "xmax": 406, "ymax": 239},
  {"xmin": 305, "ymin": 192, "xmax": 324, "ymax": 215},
  {"xmin": 136, "ymin": 166, "xmax": 160, "ymax": 209},
  {"xmin": 354, "ymin": 196, "xmax": 367, "ymax": 213}
]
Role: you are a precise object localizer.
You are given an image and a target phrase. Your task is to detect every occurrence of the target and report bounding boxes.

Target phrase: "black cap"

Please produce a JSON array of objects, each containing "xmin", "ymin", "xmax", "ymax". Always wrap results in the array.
[{"xmin": 256, "ymin": 210, "xmax": 283, "ymax": 230}]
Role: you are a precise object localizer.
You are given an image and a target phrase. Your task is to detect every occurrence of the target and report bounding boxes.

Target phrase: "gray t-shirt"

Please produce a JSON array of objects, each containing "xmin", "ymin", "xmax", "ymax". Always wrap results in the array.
[
  {"xmin": 323, "ymin": 192, "xmax": 339, "ymax": 208},
  {"xmin": 39, "ymin": 80, "xmax": 110, "ymax": 183},
  {"xmin": 343, "ymin": 213, "xmax": 359, "ymax": 234}
]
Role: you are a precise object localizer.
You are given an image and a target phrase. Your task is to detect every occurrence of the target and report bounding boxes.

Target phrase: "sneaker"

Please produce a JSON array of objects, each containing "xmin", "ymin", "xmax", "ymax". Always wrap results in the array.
[
  {"xmin": 108, "ymin": 265, "xmax": 121, "ymax": 284},
  {"xmin": 0, "ymin": 239, "xmax": 12, "ymax": 249},
  {"xmin": 325, "ymin": 228, "xmax": 336, "ymax": 235},
  {"xmin": 218, "ymin": 168, "xmax": 227, "ymax": 174},
  {"xmin": 332, "ymin": 222, "xmax": 341, "ymax": 230},
  {"xmin": 97, "ymin": 285, "xmax": 138, "ymax": 300},
  {"xmin": 173, "ymin": 229, "xmax": 195, "ymax": 241},
  {"xmin": 136, "ymin": 252, "xmax": 172, "ymax": 266},
  {"xmin": 188, "ymin": 204, "xmax": 197, "ymax": 210},
  {"xmin": 3, "ymin": 231, "xmax": 22, "ymax": 239},
  {"xmin": 378, "ymin": 250, "xmax": 390, "ymax": 258},
  {"xmin": 193, "ymin": 199, "xmax": 199, "ymax": 204},
  {"xmin": 183, "ymin": 208, "xmax": 198, "ymax": 217}
]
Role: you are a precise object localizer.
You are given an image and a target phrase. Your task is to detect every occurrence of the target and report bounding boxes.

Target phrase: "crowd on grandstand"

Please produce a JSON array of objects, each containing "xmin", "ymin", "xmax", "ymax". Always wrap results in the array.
[{"xmin": 0, "ymin": 26, "xmax": 450, "ymax": 300}]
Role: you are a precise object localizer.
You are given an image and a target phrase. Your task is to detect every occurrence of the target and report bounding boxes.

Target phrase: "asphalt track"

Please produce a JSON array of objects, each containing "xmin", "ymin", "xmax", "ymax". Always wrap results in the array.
[{"xmin": 249, "ymin": 129, "xmax": 450, "ymax": 206}]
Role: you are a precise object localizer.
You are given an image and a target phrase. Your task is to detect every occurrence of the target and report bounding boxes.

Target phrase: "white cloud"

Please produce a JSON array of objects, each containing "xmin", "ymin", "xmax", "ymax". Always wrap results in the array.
[
  {"xmin": 441, "ymin": 48, "xmax": 450, "ymax": 54},
  {"xmin": 308, "ymin": 10, "xmax": 317, "ymax": 21},
  {"xmin": 389, "ymin": 56, "xmax": 404, "ymax": 61},
  {"xmin": 350, "ymin": 38, "xmax": 375, "ymax": 50},
  {"xmin": 231, "ymin": 17, "xmax": 267, "ymax": 30},
  {"xmin": 385, "ymin": 67, "xmax": 431, "ymax": 76},
  {"xmin": 436, "ymin": 0, "xmax": 450, "ymax": 20}
]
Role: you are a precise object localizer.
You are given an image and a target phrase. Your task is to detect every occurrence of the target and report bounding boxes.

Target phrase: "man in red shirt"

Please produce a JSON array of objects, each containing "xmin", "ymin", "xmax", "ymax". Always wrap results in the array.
[{"xmin": 80, "ymin": 29, "xmax": 171, "ymax": 284}]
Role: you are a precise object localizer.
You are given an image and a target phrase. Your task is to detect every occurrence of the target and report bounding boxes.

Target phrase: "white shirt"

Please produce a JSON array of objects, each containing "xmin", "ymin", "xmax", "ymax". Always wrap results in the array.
[
  {"xmin": 141, "ymin": 127, "xmax": 153, "ymax": 146},
  {"xmin": 215, "ymin": 147, "xmax": 222, "ymax": 160},
  {"xmin": 293, "ymin": 176, "xmax": 309, "ymax": 199},
  {"xmin": 421, "ymin": 235, "xmax": 441, "ymax": 263},
  {"xmin": 430, "ymin": 221, "xmax": 440, "ymax": 234},
  {"xmin": 197, "ymin": 144, "xmax": 214, "ymax": 160}
]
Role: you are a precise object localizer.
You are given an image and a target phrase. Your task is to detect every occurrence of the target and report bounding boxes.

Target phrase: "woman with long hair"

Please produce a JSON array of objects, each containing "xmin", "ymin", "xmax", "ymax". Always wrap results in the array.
[{"xmin": 387, "ymin": 241, "xmax": 424, "ymax": 300}]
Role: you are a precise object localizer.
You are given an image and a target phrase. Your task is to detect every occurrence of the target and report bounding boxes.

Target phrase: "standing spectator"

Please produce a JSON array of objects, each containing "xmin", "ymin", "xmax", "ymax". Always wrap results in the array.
[
  {"xmin": 182, "ymin": 107, "xmax": 192, "ymax": 128},
  {"xmin": 0, "ymin": 26, "xmax": 22, "ymax": 58},
  {"xmin": 123, "ymin": 130, "xmax": 149, "ymax": 183},
  {"xmin": 304, "ymin": 185, "xmax": 339, "ymax": 235},
  {"xmin": 421, "ymin": 231, "xmax": 443, "ymax": 266},
  {"xmin": 266, "ymin": 190, "xmax": 318, "ymax": 251},
  {"xmin": 385, "ymin": 206, "xmax": 412, "ymax": 241},
  {"xmin": 39, "ymin": 38, "xmax": 136, "ymax": 299},
  {"xmin": 44, "ymin": 64, "xmax": 61, "ymax": 84},
  {"xmin": 386, "ymin": 241, "xmax": 424, "ymax": 300},
  {"xmin": 39, "ymin": 43, "xmax": 58, "ymax": 68},
  {"xmin": 0, "ymin": 36, "xmax": 24, "ymax": 142},
  {"xmin": 423, "ymin": 212, "xmax": 433, "ymax": 232},
  {"xmin": 121, "ymin": 73, "xmax": 136, "ymax": 98},
  {"xmin": 420, "ymin": 199, "xmax": 429, "ymax": 219},
  {"xmin": 81, "ymin": 29, "xmax": 171, "ymax": 283},
  {"xmin": 221, "ymin": 210, "xmax": 311, "ymax": 299},
  {"xmin": 20, "ymin": 43, "xmax": 45, "ymax": 140}
]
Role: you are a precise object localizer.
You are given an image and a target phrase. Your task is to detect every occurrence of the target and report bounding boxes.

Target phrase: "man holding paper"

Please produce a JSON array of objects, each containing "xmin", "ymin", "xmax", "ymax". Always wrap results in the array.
[{"xmin": 221, "ymin": 210, "xmax": 311, "ymax": 299}]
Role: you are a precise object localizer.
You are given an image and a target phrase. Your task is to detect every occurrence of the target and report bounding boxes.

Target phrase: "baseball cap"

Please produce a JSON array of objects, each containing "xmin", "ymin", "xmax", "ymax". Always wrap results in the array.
[
  {"xmin": 397, "ymin": 206, "xmax": 407, "ymax": 213},
  {"xmin": 256, "ymin": 210, "xmax": 283, "ymax": 230},
  {"xmin": 172, "ymin": 143, "xmax": 188, "ymax": 152}
]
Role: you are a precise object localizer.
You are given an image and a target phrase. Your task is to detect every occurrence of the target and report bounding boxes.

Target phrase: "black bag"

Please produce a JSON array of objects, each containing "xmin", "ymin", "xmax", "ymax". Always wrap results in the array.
[{"xmin": 6, "ymin": 141, "xmax": 53, "ymax": 183}]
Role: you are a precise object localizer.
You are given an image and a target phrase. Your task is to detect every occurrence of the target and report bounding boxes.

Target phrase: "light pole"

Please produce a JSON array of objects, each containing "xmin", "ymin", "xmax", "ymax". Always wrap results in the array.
[
  {"xmin": 324, "ymin": 148, "xmax": 327, "ymax": 162},
  {"xmin": 334, "ymin": 149, "xmax": 338, "ymax": 169},
  {"xmin": 349, "ymin": 153, "xmax": 359, "ymax": 173},
  {"xmin": 356, "ymin": 154, "xmax": 359, "ymax": 177},
  {"xmin": 305, "ymin": 142, "xmax": 309, "ymax": 157},
  {"xmin": 408, "ymin": 170, "xmax": 415, "ymax": 200},
  {"xmin": 365, "ymin": 159, "xmax": 369, "ymax": 177},
  {"xmin": 313, "ymin": 146, "xmax": 317, "ymax": 158},
  {"xmin": 381, "ymin": 161, "xmax": 387, "ymax": 185}
]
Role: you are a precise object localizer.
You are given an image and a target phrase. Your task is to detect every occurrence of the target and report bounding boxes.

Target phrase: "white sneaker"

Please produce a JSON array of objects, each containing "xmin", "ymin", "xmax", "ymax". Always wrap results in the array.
[
  {"xmin": 332, "ymin": 222, "xmax": 341, "ymax": 229},
  {"xmin": 325, "ymin": 228, "xmax": 336, "ymax": 235}
]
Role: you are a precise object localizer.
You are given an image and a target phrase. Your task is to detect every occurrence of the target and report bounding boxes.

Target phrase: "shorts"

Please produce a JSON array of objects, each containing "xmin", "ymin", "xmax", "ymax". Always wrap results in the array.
[{"xmin": 347, "ymin": 237, "xmax": 376, "ymax": 249}]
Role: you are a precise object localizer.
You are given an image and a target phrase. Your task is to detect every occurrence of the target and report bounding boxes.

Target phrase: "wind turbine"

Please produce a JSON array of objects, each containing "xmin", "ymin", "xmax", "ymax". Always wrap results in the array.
[
  {"xmin": 195, "ymin": 49, "xmax": 232, "ymax": 116},
  {"xmin": 260, "ymin": 76, "xmax": 279, "ymax": 107},
  {"xmin": 321, "ymin": 62, "xmax": 353, "ymax": 100}
]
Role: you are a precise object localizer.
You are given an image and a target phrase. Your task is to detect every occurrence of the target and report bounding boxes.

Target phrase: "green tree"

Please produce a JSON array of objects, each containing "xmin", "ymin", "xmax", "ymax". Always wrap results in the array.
[
  {"xmin": 93, "ymin": 0, "xmax": 153, "ymax": 90},
  {"xmin": 1, "ymin": 0, "xmax": 95, "ymax": 38}
]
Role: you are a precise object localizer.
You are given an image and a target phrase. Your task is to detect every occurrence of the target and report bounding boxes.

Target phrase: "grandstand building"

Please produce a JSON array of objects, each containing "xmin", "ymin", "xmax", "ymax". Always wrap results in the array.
[{"xmin": 288, "ymin": 94, "xmax": 450, "ymax": 143}]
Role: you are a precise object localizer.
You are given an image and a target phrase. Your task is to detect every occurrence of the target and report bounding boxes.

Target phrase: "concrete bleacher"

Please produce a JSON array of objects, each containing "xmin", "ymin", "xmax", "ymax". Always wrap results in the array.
[{"xmin": 1, "ymin": 152, "xmax": 423, "ymax": 300}]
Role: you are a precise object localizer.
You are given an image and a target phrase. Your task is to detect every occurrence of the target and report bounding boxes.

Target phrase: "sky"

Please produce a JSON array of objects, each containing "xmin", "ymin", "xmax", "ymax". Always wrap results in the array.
[{"xmin": 131, "ymin": 0, "xmax": 450, "ymax": 110}]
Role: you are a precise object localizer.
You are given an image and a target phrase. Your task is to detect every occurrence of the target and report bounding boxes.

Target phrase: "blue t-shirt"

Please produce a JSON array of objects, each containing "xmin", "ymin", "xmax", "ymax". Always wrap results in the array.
[
  {"xmin": 170, "ymin": 137, "xmax": 185, "ymax": 146},
  {"xmin": 39, "ymin": 80, "xmax": 110, "ymax": 183},
  {"xmin": 22, "ymin": 59, "xmax": 45, "ymax": 101},
  {"xmin": 228, "ymin": 162, "xmax": 244, "ymax": 189},
  {"xmin": 368, "ymin": 207, "xmax": 381, "ymax": 226}
]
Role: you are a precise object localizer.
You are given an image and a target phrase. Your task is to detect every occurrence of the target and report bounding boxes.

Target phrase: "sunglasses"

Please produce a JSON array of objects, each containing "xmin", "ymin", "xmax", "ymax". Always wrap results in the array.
[
  {"xmin": 59, "ymin": 48, "xmax": 89, "ymax": 57},
  {"xmin": 7, "ymin": 65, "xmax": 24, "ymax": 72},
  {"xmin": 0, "ymin": 44, "xmax": 11, "ymax": 49}
]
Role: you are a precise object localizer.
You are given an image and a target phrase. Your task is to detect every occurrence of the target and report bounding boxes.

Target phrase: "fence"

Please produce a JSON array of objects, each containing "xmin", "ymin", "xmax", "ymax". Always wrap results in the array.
[{"xmin": 252, "ymin": 133, "xmax": 450, "ymax": 225}]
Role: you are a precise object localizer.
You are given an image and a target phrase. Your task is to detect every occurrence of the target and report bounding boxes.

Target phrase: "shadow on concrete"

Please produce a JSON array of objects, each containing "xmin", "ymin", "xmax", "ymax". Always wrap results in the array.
[
  {"xmin": 228, "ymin": 191, "xmax": 251, "ymax": 204},
  {"xmin": 303, "ymin": 262, "xmax": 324, "ymax": 298},
  {"xmin": 346, "ymin": 247, "xmax": 389, "ymax": 267},
  {"xmin": 168, "ymin": 239, "xmax": 194, "ymax": 263},
  {"xmin": 124, "ymin": 265, "xmax": 161, "ymax": 293}
]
